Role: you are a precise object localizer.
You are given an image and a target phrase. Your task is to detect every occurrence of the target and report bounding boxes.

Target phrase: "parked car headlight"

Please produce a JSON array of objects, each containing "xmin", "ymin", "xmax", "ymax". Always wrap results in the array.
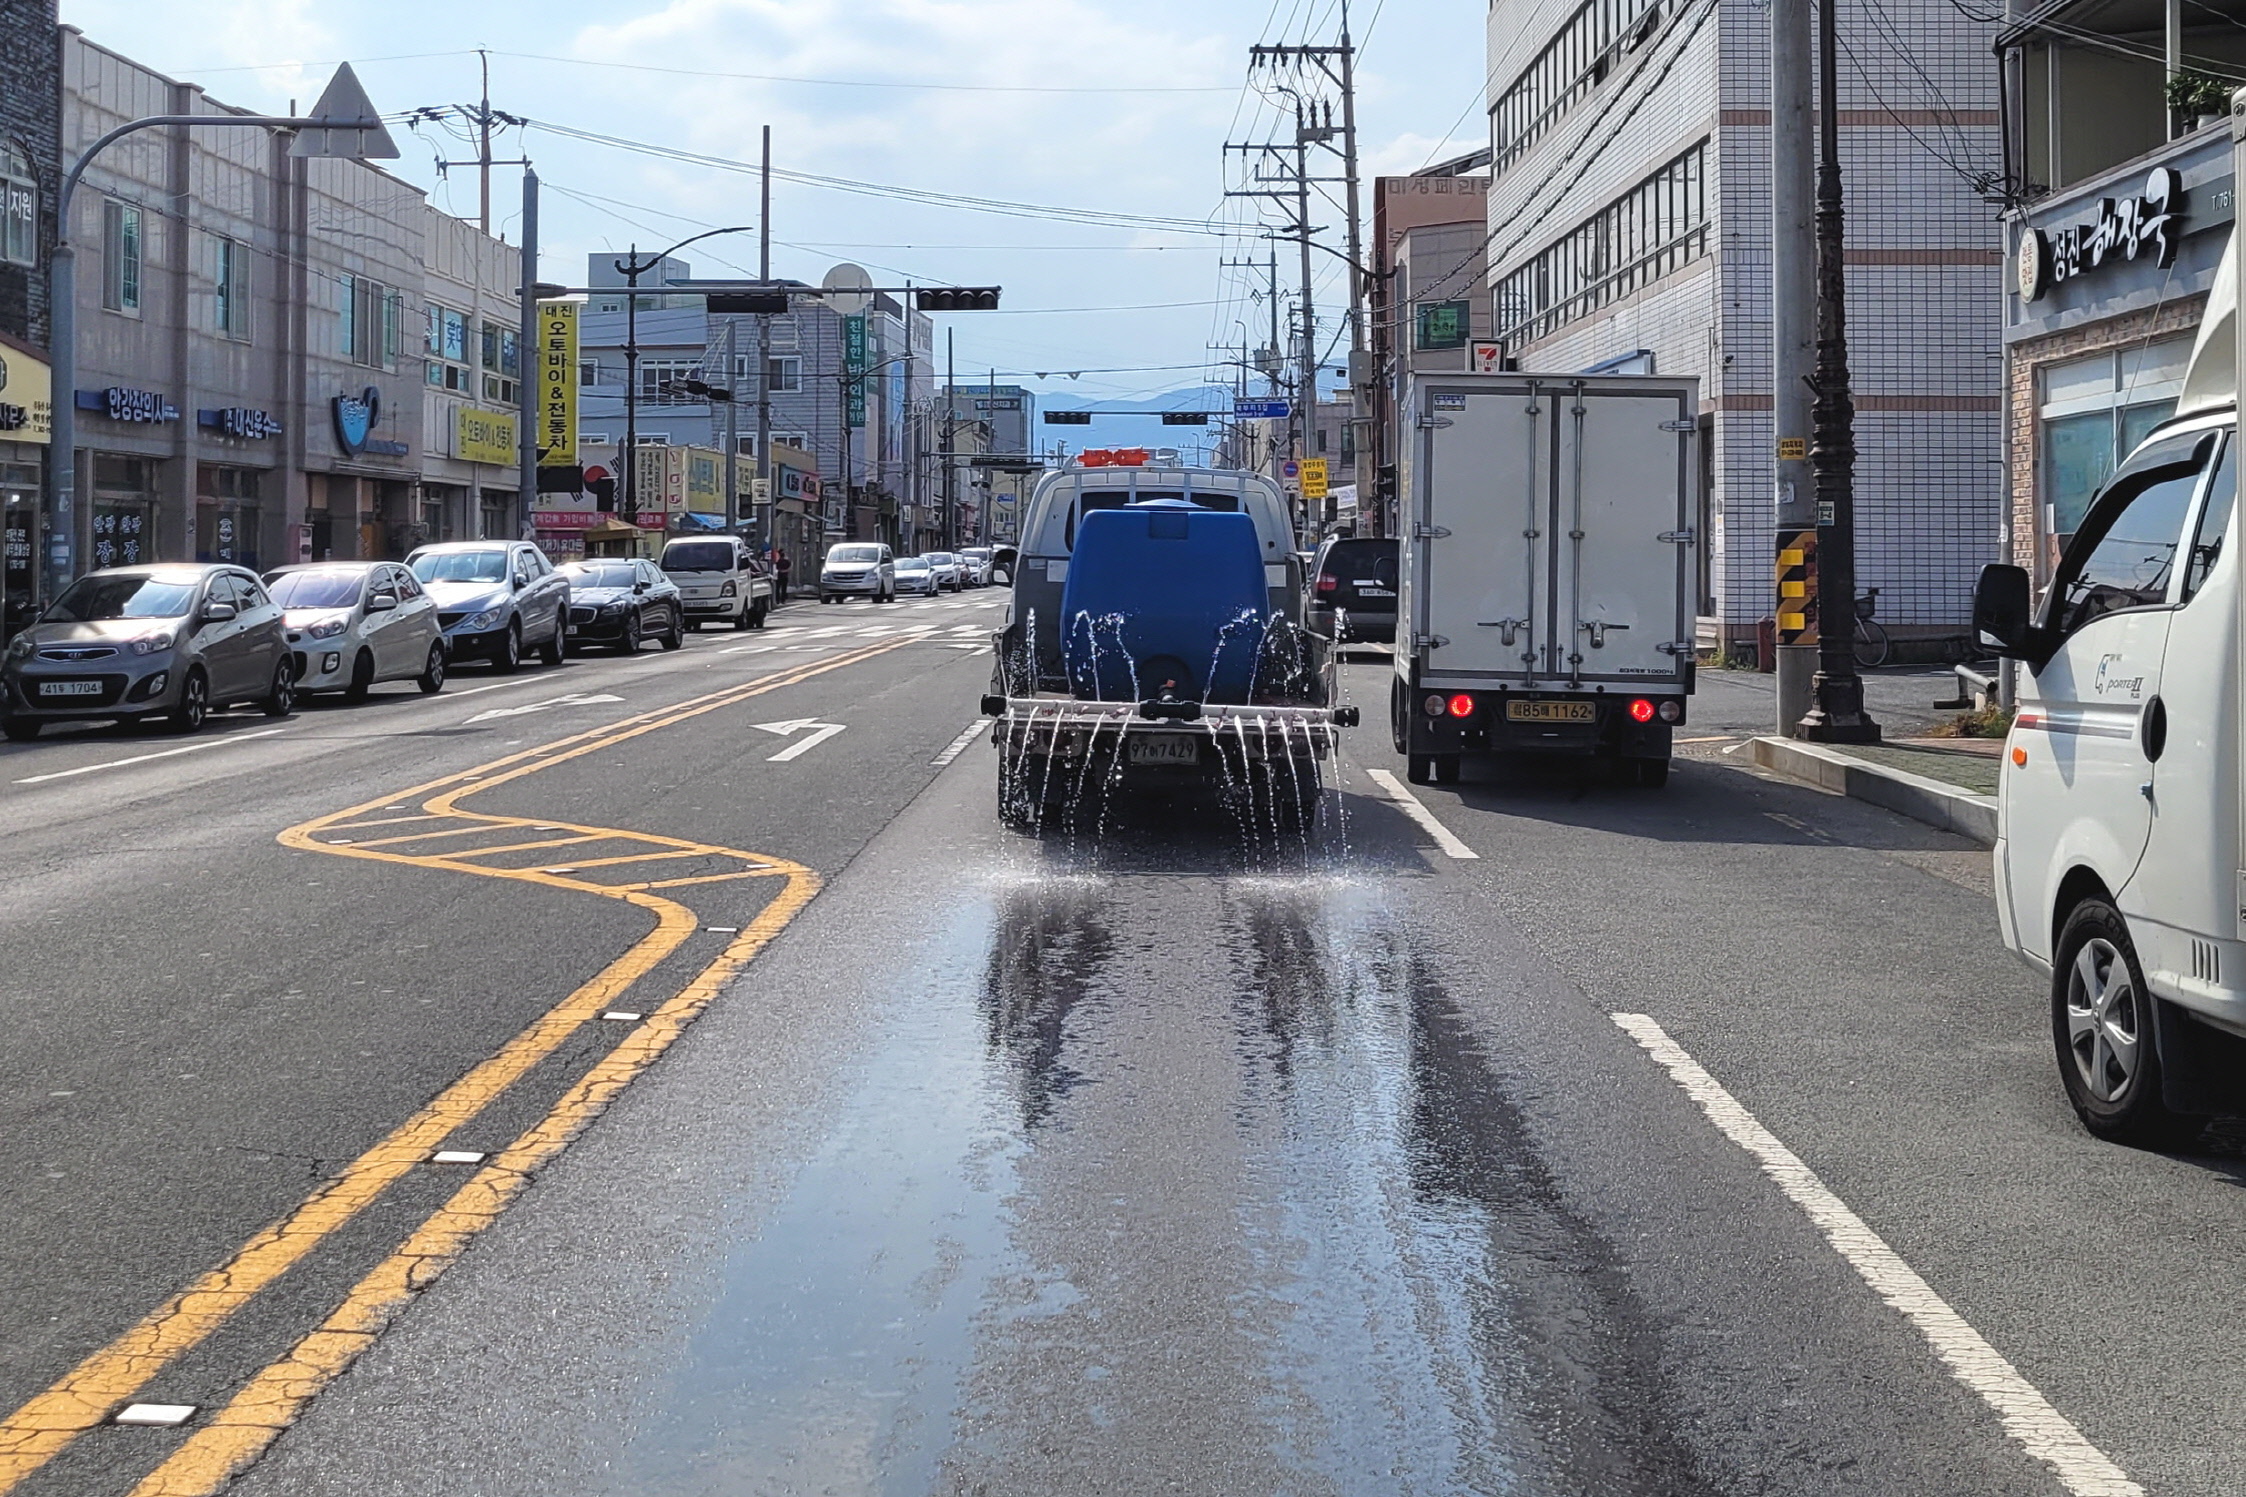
[
  {"xmin": 460, "ymin": 608, "xmax": 506, "ymax": 632},
  {"xmin": 127, "ymin": 632, "xmax": 175, "ymax": 656},
  {"xmin": 597, "ymin": 601, "xmax": 627, "ymax": 615},
  {"xmin": 303, "ymin": 618, "xmax": 347, "ymax": 640},
  {"xmin": 4, "ymin": 634, "xmax": 34, "ymax": 662}
]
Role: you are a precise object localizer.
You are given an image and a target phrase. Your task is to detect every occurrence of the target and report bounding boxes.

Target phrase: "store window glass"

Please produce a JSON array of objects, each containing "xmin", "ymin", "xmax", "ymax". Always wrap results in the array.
[
  {"xmin": 2040, "ymin": 338, "xmax": 2191, "ymax": 550},
  {"xmin": 0, "ymin": 143, "xmax": 35, "ymax": 268}
]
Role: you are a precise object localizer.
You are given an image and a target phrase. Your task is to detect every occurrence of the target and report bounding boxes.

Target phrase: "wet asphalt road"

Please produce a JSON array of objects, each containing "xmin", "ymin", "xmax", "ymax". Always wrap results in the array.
[{"xmin": 10, "ymin": 614, "xmax": 2246, "ymax": 1494}]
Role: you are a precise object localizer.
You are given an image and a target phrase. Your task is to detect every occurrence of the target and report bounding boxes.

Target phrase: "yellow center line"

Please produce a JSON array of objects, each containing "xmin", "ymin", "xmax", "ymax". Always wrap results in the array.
[
  {"xmin": 0, "ymin": 637, "xmax": 914, "ymax": 1493},
  {"xmin": 438, "ymin": 834, "xmax": 613, "ymax": 860}
]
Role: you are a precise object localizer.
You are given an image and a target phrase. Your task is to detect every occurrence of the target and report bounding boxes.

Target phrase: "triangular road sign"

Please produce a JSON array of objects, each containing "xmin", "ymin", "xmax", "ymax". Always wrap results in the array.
[{"xmin": 291, "ymin": 63, "xmax": 400, "ymax": 160}]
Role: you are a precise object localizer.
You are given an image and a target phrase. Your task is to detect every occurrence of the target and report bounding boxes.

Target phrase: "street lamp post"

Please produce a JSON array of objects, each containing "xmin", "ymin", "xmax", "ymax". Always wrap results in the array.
[
  {"xmin": 614, "ymin": 225, "xmax": 752, "ymax": 526},
  {"xmin": 45, "ymin": 67, "xmax": 393, "ymax": 596},
  {"xmin": 1794, "ymin": 0, "xmax": 1880, "ymax": 743}
]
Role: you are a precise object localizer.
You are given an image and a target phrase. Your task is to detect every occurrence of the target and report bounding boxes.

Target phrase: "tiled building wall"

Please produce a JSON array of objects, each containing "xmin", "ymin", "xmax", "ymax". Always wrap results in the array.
[{"xmin": 0, "ymin": 5, "xmax": 59, "ymax": 350}]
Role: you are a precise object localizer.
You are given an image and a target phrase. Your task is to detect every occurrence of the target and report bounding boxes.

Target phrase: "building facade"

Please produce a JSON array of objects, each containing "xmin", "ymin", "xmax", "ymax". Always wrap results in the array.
[
  {"xmin": 1998, "ymin": 3, "xmax": 2244, "ymax": 583},
  {"xmin": 49, "ymin": 28, "xmax": 525, "ymax": 593},
  {"xmin": 0, "ymin": 0, "xmax": 60, "ymax": 618},
  {"xmin": 1480, "ymin": 0, "xmax": 2005, "ymax": 650}
]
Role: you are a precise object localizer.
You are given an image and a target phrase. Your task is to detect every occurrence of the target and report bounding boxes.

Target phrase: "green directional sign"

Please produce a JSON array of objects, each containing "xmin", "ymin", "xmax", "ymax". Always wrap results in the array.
[
  {"xmin": 1415, "ymin": 299, "xmax": 1470, "ymax": 351},
  {"xmin": 844, "ymin": 314, "xmax": 867, "ymax": 428}
]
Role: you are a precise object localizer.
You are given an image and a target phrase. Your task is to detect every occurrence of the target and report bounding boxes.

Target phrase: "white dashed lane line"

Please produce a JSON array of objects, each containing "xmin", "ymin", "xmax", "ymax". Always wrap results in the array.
[
  {"xmin": 1363, "ymin": 769, "xmax": 1478, "ymax": 860},
  {"xmin": 931, "ymin": 718, "xmax": 994, "ymax": 768},
  {"xmin": 1612, "ymin": 1013, "xmax": 2143, "ymax": 1497}
]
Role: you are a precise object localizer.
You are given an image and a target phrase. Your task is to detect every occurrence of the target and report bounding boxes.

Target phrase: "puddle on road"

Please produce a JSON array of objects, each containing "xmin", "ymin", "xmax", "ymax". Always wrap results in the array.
[{"xmin": 619, "ymin": 851, "xmax": 1701, "ymax": 1496}]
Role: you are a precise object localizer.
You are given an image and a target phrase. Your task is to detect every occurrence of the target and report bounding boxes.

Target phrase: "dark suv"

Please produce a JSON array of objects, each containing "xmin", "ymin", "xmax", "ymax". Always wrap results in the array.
[{"xmin": 1306, "ymin": 536, "xmax": 1398, "ymax": 643}]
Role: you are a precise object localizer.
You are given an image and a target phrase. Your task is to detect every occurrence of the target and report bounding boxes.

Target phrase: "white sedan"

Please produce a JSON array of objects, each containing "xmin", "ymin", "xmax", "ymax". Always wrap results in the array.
[{"xmin": 893, "ymin": 556, "xmax": 942, "ymax": 596}]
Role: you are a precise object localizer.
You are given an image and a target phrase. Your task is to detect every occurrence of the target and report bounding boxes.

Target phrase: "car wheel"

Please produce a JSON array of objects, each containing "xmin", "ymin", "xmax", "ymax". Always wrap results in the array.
[
  {"xmin": 417, "ymin": 642, "xmax": 446, "ymax": 695},
  {"xmin": 493, "ymin": 622, "xmax": 522, "ymax": 674},
  {"xmin": 263, "ymin": 657, "xmax": 297, "ymax": 717},
  {"xmin": 2053, "ymin": 899, "xmax": 2194, "ymax": 1146},
  {"xmin": 2, "ymin": 717, "xmax": 40, "ymax": 742},
  {"xmin": 539, "ymin": 623, "xmax": 566, "ymax": 667},
  {"xmin": 661, "ymin": 608, "xmax": 684, "ymax": 650},
  {"xmin": 169, "ymin": 669, "xmax": 210, "ymax": 735},
  {"xmin": 343, "ymin": 649, "xmax": 375, "ymax": 703},
  {"xmin": 619, "ymin": 611, "xmax": 643, "ymax": 654}
]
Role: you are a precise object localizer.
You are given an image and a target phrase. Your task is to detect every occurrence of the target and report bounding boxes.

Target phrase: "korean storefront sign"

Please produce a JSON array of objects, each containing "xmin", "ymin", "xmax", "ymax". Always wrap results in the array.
[
  {"xmin": 455, "ymin": 405, "xmax": 518, "ymax": 467},
  {"xmin": 844, "ymin": 314, "xmax": 867, "ymax": 429},
  {"xmin": 2018, "ymin": 168, "xmax": 2182, "ymax": 302},
  {"xmin": 536, "ymin": 300, "xmax": 578, "ymax": 468},
  {"xmin": 0, "ymin": 340, "xmax": 52, "ymax": 443}
]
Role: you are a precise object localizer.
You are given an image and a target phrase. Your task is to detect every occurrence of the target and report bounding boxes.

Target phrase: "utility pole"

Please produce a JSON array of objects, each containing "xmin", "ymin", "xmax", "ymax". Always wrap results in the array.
[
  {"xmin": 1795, "ymin": 0, "xmax": 1880, "ymax": 743},
  {"xmin": 517, "ymin": 166, "xmax": 537, "ymax": 540},
  {"xmin": 722, "ymin": 315, "xmax": 738, "ymax": 531},
  {"xmin": 622, "ymin": 243, "xmax": 640, "ymax": 524},
  {"xmin": 1294, "ymin": 109, "xmax": 1317, "ymax": 490},
  {"xmin": 757, "ymin": 126, "xmax": 773, "ymax": 553},
  {"xmin": 477, "ymin": 48, "xmax": 493, "ymax": 234},
  {"xmin": 1772, "ymin": 0, "xmax": 1817, "ymax": 728}
]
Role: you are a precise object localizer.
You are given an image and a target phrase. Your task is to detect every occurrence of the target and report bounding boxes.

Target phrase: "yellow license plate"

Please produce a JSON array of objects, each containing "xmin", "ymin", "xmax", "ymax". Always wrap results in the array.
[{"xmin": 1506, "ymin": 700, "xmax": 1596, "ymax": 723}]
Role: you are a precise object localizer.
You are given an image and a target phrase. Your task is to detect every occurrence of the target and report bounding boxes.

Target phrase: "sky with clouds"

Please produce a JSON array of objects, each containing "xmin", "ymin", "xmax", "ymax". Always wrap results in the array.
[{"xmin": 57, "ymin": 0, "xmax": 1487, "ymax": 407}]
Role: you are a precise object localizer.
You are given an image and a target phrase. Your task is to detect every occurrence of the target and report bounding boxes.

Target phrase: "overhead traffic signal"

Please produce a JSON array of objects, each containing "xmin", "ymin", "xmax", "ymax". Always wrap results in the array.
[
  {"xmin": 916, "ymin": 286, "xmax": 1002, "ymax": 312},
  {"xmin": 1043, "ymin": 410, "xmax": 1093, "ymax": 425},
  {"xmin": 1160, "ymin": 412, "xmax": 1210, "ymax": 425},
  {"xmin": 707, "ymin": 290, "xmax": 792, "ymax": 315}
]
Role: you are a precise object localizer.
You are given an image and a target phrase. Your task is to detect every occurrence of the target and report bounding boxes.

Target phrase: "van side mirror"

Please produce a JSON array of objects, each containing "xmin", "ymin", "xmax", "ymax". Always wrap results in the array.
[{"xmin": 1974, "ymin": 564, "xmax": 2034, "ymax": 656}]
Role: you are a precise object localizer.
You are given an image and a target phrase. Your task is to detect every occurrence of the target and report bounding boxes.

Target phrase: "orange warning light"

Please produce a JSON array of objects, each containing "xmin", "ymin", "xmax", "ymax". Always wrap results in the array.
[{"xmin": 2011, "ymin": 746, "xmax": 2027, "ymax": 767}]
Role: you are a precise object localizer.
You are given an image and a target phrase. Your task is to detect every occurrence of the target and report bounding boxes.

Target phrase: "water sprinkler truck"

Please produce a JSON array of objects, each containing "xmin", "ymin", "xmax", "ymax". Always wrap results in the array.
[{"xmin": 982, "ymin": 454, "xmax": 1357, "ymax": 826}]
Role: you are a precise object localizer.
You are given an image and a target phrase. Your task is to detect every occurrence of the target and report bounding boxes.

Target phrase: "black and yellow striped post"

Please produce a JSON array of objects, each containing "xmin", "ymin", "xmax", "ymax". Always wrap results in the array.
[{"xmin": 1775, "ymin": 529, "xmax": 1818, "ymax": 644}]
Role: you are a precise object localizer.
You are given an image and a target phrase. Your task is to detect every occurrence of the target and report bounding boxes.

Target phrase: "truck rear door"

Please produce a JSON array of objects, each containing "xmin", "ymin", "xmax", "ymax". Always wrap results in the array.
[{"xmin": 1413, "ymin": 376, "xmax": 1693, "ymax": 690}]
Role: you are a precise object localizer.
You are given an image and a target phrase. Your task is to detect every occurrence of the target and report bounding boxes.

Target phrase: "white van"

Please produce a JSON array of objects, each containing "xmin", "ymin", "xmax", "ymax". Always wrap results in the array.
[{"xmin": 1977, "ymin": 233, "xmax": 2244, "ymax": 1143}]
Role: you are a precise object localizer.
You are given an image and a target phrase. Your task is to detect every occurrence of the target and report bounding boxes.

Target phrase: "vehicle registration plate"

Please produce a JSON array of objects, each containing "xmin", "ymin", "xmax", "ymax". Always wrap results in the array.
[
  {"xmin": 1352, "ymin": 585, "xmax": 1394, "ymax": 597},
  {"xmin": 1127, "ymin": 733, "xmax": 1200, "ymax": 766},
  {"xmin": 39, "ymin": 680, "xmax": 102, "ymax": 697},
  {"xmin": 1507, "ymin": 699, "xmax": 1595, "ymax": 723}
]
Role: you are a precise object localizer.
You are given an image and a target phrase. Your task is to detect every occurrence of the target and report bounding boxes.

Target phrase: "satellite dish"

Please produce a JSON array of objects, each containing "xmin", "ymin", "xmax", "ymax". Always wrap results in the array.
[{"xmin": 821, "ymin": 263, "xmax": 873, "ymax": 317}]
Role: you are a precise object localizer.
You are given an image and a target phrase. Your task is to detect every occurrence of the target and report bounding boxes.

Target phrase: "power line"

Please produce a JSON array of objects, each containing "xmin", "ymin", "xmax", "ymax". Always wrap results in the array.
[{"xmin": 490, "ymin": 49, "xmax": 1239, "ymax": 95}]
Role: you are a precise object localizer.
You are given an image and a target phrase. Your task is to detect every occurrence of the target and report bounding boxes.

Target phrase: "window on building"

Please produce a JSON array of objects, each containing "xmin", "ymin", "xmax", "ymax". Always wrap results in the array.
[
  {"xmin": 578, "ymin": 359, "xmax": 600, "ymax": 387},
  {"xmin": 1491, "ymin": 0, "xmax": 1662, "ymax": 174},
  {"xmin": 102, "ymin": 200, "xmax": 141, "ymax": 313},
  {"xmin": 772, "ymin": 431, "xmax": 809, "ymax": 453},
  {"xmin": 0, "ymin": 143, "xmax": 35, "ymax": 268},
  {"xmin": 342, "ymin": 275, "xmax": 401, "ymax": 368},
  {"xmin": 735, "ymin": 434, "xmax": 758, "ymax": 458},
  {"xmin": 768, "ymin": 356, "xmax": 802, "ymax": 393},
  {"xmin": 212, "ymin": 235, "xmax": 250, "ymax": 339},
  {"xmin": 480, "ymin": 321, "xmax": 520, "ymax": 403},
  {"xmin": 1493, "ymin": 139, "xmax": 1708, "ymax": 346},
  {"xmin": 425, "ymin": 305, "xmax": 471, "ymax": 391},
  {"xmin": 767, "ymin": 314, "xmax": 799, "ymax": 350},
  {"xmin": 2039, "ymin": 336, "xmax": 2192, "ymax": 548},
  {"xmin": 638, "ymin": 358, "xmax": 705, "ymax": 403}
]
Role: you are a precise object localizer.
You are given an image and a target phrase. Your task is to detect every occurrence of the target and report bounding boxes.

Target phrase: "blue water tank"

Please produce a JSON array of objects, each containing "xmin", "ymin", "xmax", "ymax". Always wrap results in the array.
[{"xmin": 1061, "ymin": 500, "xmax": 1270, "ymax": 704}]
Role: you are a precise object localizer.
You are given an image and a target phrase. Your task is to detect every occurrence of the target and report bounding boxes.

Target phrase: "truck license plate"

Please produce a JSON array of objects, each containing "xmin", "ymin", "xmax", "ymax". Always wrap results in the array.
[
  {"xmin": 1128, "ymin": 733, "xmax": 1200, "ymax": 766},
  {"xmin": 38, "ymin": 680, "xmax": 102, "ymax": 697},
  {"xmin": 1507, "ymin": 700, "xmax": 1595, "ymax": 723}
]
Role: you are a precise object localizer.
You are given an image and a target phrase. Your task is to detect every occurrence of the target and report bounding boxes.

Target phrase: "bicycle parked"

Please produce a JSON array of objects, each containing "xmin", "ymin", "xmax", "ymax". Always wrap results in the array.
[{"xmin": 1853, "ymin": 587, "xmax": 1890, "ymax": 670}]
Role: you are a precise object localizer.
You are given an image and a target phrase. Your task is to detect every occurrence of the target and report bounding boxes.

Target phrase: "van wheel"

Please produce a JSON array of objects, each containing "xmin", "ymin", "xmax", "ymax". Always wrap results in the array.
[
  {"xmin": 2053, "ymin": 900, "xmax": 2193, "ymax": 1146},
  {"xmin": 343, "ymin": 649, "xmax": 375, "ymax": 703}
]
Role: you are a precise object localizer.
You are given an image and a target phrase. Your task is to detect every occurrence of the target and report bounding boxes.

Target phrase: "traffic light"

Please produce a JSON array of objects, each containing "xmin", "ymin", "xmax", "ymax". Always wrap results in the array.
[
  {"xmin": 707, "ymin": 290, "xmax": 791, "ymax": 315},
  {"xmin": 916, "ymin": 286, "xmax": 1002, "ymax": 312},
  {"xmin": 1160, "ymin": 412, "xmax": 1210, "ymax": 426},
  {"xmin": 1043, "ymin": 410, "xmax": 1092, "ymax": 425}
]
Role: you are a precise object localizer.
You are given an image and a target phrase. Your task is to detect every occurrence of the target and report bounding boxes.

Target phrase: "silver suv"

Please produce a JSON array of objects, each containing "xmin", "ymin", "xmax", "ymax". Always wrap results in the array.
[
  {"xmin": 1, "ymin": 564, "xmax": 295, "ymax": 738},
  {"xmin": 819, "ymin": 543, "xmax": 894, "ymax": 604}
]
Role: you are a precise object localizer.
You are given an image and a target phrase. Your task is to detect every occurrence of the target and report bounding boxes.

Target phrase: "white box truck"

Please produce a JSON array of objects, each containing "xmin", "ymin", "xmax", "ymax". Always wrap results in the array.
[
  {"xmin": 1975, "ymin": 222, "xmax": 2246, "ymax": 1145},
  {"xmin": 1392, "ymin": 371, "xmax": 1701, "ymax": 786}
]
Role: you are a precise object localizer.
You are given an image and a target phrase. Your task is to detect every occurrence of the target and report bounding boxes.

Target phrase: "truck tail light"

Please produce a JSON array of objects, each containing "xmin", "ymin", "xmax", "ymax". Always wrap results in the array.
[
  {"xmin": 1424, "ymin": 693, "xmax": 1447, "ymax": 717},
  {"xmin": 1657, "ymin": 699, "xmax": 1682, "ymax": 723},
  {"xmin": 1628, "ymin": 698, "xmax": 1656, "ymax": 723},
  {"xmin": 1447, "ymin": 693, "xmax": 1475, "ymax": 719}
]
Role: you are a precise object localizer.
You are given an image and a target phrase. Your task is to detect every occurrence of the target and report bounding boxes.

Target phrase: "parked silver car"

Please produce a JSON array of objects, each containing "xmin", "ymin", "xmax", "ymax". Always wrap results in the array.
[
  {"xmin": 265, "ymin": 562, "xmax": 447, "ymax": 699},
  {"xmin": 893, "ymin": 555, "xmax": 941, "ymax": 596},
  {"xmin": 924, "ymin": 552, "xmax": 963, "ymax": 592},
  {"xmin": 406, "ymin": 541, "xmax": 570, "ymax": 670},
  {"xmin": 0, "ymin": 564, "xmax": 294, "ymax": 738}
]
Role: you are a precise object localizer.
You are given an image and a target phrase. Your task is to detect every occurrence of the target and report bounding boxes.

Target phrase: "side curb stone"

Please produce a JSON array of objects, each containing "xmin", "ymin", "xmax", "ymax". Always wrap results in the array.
[{"xmin": 1750, "ymin": 736, "xmax": 1998, "ymax": 848}]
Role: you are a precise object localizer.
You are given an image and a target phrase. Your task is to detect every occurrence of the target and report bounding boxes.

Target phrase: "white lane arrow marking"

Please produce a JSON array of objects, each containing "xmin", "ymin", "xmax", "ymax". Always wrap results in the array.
[
  {"xmin": 753, "ymin": 717, "xmax": 848, "ymax": 762},
  {"xmin": 465, "ymin": 692, "xmax": 623, "ymax": 725}
]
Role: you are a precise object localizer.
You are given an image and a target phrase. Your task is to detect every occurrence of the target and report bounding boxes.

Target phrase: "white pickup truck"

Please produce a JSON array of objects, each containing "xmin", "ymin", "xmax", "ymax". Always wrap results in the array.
[
  {"xmin": 1392, "ymin": 371, "xmax": 1700, "ymax": 786},
  {"xmin": 1975, "ymin": 222, "xmax": 2246, "ymax": 1144}
]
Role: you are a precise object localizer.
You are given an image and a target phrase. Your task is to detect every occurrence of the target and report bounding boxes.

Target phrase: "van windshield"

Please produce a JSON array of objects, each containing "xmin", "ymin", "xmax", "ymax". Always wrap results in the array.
[
  {"xmin": 828, "ymin": 545, "xmax": 882, "ymax": 564},
  {"xmin": 662, "ymin": 543, "xmax": 736, "ymax": 574}
]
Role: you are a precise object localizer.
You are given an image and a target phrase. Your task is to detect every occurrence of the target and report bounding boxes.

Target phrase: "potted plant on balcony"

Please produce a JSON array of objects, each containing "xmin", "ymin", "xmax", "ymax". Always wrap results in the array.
[{"xmin": 2168, "ymin": 70, "xmax": 2231, "ymax": 131}]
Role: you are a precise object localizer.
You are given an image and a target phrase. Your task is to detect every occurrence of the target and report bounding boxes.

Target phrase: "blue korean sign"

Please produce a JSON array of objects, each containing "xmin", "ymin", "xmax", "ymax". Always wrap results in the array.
[{"xmin": 1234, "ymin": 398, "xmax": 1291, "ymax": 419}]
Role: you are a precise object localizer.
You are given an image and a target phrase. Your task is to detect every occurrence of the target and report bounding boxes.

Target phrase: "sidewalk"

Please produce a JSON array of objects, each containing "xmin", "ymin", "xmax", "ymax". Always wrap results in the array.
[{"xmin": 1750, "ymin": 734, "xmax": 2000, "ymax": 846}]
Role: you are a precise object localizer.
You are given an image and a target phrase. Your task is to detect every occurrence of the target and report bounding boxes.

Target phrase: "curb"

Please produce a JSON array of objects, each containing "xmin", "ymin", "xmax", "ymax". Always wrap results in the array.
[{"xmin": 1750, "ymin": 736, "xmax": 1998, "ymax": 847}]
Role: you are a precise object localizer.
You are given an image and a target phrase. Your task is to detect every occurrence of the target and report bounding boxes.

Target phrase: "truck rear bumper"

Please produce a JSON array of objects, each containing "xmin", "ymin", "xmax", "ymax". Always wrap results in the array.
[
  {"xmin": 1401, "ymin": 685, "xmax": 1681, "ymax": 759},
  {"xmin": 985, "ymin": 695, "xmax": 1353, "ymax": 772}
]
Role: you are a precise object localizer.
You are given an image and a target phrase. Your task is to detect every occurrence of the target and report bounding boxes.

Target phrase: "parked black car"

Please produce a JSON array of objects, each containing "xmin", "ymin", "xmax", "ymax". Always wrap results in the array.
[
  {"xmin": 1305, "ymin": 536, "xmax": 1399, "ymax": 643},
  {"xmin": 560, "ymin": 558, "xmax": 684, "ymax": 653}
]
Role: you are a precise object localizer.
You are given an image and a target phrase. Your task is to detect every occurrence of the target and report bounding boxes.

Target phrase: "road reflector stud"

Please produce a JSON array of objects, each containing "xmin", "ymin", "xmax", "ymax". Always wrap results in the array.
[
  {"xmin": 600, "ymin": 1011, "xmax": 642, "ymax": 1022},
  {"xmin": 113, "ymin": 1404, "xmax": 196, "ymax": 1427},
  {"xmin": 428, "ymin": 1150, "xmax": 486, "ymax": 1165},
  {"xmin": 705, "ymin": 926, "xmax": 739, "ymax": 933},
  {"xmin": 542, "ymin": 867, "xmax": 577, "ymax": 875},
  {"xmin": 2011, "ymin": 746, "xmax": 2027, "ymax": 766}
]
